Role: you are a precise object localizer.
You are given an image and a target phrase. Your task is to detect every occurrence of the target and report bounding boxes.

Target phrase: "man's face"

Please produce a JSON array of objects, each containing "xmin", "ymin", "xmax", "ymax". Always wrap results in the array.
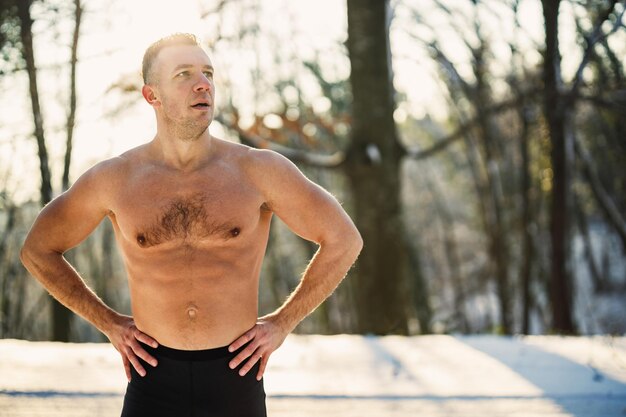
[{"xmin": 147, "ymin": 45, "xmax": 215, "ymax": 139}]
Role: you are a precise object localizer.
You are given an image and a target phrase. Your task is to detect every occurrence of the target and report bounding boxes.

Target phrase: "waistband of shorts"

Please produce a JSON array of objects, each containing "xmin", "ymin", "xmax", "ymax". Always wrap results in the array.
[{"xmin": 140, "ymin": 341, "xmax": 233, "ymax": 361}]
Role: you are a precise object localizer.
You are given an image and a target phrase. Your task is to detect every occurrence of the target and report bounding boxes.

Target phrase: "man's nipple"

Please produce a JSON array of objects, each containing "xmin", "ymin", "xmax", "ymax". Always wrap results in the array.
[{"xmin": 137, "ymin": 233, "xmax": 147, "ymax": 247}]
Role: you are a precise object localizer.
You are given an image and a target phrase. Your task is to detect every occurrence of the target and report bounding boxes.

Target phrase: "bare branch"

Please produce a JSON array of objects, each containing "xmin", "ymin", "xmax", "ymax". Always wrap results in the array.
[
  {"xmin": 576, "ymin": 90, "xmax": 626, "ymax": 111},
  {"xmin": 575, "ymin": 136, "xmax": 626, "ymax": 250},
  {"xmin": 575, "ymin": 204, "xmax": 607, "ymax": 292},
  {"xmin": 427, "ymin": 41, "xmax": 475, "ymax": 99},
  {"xmin": 569, "ymin": 0, "xmax": 625, "ymax": 95},
  {"xmin": 200, "ymin": 0, "xmax": 236, "ymax": 19},
  {"xmin": 406, "ymin": 89, "xmax": 539, "ymax": 160},
  {"xmin": 214, "ymin": 115, "xmax": 346, "ymax": 168}
]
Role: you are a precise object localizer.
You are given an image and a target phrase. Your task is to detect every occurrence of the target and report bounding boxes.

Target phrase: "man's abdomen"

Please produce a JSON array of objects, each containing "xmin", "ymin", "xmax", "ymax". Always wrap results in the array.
[{"xmin": 129, "ymin": 270, "xmax": 260, "ymax": 350}]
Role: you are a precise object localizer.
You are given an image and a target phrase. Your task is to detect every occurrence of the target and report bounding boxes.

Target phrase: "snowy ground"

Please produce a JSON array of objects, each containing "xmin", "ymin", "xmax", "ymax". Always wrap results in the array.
[{"xmin": 1, "ymin": 335, "xmax": 625, "ymax": 417}]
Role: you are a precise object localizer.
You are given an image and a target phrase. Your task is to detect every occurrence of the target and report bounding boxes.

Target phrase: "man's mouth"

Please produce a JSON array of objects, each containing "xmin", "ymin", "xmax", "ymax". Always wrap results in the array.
[{"xmin": 191, "ymin": 103, "xmax": 210, "ymax": 109}]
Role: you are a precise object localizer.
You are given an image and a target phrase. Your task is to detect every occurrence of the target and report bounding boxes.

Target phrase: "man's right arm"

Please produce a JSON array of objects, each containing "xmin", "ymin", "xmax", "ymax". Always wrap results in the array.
[{"xmin": 20, "ymin": 160, "xmax": 158, "ymax": 381}]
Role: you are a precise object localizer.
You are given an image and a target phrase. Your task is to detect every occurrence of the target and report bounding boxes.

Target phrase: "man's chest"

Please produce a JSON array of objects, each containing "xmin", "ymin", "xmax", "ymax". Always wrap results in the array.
[{"xmin": 109, "ymin": 170, "xmax": 267, "ymax": 248}]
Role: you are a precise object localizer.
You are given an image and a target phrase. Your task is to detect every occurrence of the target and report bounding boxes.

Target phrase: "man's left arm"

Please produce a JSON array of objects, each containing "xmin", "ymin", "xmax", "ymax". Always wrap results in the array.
[{"xmin": 228, "ymin": 149, "xmax": 363, "ymax": 380}]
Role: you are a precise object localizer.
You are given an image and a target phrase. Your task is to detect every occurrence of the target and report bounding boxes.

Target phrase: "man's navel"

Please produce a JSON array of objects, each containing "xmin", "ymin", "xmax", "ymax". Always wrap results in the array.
[{"xmin": 186, "ymin": 304, "xmax": 199, "ymax": 321}]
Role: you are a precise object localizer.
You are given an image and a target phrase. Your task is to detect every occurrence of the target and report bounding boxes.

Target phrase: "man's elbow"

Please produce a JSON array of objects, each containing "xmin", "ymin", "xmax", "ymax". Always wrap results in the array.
[
  {"xmin": 20, "ymin": 235, "xmax": 45, "ymax": 270},
  {"xmin": 352, "ymin": 227, "xmax": 363, "ymax": 255},
  {"xmin": 318, "ymin": 222, "xmax": 362, "ymax": 259},
  {"xmin": 342, "ymin": 225, "xmax": 363, "ymax": 261},
  {"xmin": 20, "ymin": 239, "xmax": 35, "ymax": 269}
]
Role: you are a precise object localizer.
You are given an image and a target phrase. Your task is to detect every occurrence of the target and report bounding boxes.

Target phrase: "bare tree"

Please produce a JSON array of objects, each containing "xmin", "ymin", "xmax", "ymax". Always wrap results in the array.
[
  {"xmin": 541, "ymin": 0, "xmax": 624, "ymax": 333},
  {"xmin": 345, "ymin": 0, "xmax": 413, "ymax": 334},
  {"xmin": 11, "ymin": 0, "xmax": 84, "ymax": 341},
  {"xmin": 17, "ymin": 0, "xmax": 53, "ymax": 206},
  {"xmin": 62, "ymin": 0, "xmax": 82, "ymax": 192}
]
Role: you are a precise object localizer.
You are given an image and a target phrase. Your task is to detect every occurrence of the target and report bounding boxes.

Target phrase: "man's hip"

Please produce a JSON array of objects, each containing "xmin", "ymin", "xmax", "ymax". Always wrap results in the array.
[{"xmin": 121, "ymin": 342, "xmax": 266, "ymax": 417}]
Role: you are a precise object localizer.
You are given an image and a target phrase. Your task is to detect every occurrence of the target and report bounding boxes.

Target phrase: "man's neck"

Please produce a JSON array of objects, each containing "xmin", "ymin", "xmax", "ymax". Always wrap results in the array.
[{"xmin": 150, "ymin": 130, "xmax": 215, "ymax": 171}]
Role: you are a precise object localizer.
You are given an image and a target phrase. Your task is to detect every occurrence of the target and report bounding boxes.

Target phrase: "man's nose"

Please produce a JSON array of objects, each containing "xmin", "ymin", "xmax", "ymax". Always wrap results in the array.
[{"xmin": 193, "ymin": 74, "xmax": 212, "ymax": 92}]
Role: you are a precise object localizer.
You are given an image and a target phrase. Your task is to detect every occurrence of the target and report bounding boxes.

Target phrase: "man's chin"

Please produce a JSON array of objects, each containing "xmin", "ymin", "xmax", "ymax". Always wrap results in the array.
[
  {"xmin": 194, "ymin": 113, "xmax": 212, "ymax": 129},
  {"xmin": 175, "ymin": 121, "xmax": 211, "ymax": 141}
]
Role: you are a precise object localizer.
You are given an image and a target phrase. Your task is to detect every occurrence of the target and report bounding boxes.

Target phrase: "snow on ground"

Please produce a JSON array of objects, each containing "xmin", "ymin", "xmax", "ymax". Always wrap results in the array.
[{"xmin": 0, "ymin": 335, "xmax": 625, "ymax": 417}]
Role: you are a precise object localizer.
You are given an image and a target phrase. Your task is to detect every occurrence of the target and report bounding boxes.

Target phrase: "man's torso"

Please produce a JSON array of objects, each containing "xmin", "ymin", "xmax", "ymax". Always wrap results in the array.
[{"xmin": 102, "ymin": 139, "xmax": 272, "ymax": 349}]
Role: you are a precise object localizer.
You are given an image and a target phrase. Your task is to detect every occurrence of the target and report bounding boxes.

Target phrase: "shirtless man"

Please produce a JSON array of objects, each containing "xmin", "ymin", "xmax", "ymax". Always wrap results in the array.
[{"xmin": 20, "ymin": 33, "xmax": 363, "ymax": 417}]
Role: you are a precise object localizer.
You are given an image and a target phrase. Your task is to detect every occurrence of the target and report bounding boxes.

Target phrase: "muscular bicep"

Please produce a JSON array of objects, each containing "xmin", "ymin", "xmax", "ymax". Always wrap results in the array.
[
  {"xmin": 253, "ymin": 150, "xmax": 356, "ymax": 245},
  {"xmin": 23, "ymin": 167, "xmax": 111, "ymax": 254}
]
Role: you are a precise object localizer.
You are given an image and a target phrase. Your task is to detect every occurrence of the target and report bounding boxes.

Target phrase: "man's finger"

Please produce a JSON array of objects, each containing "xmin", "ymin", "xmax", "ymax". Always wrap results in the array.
[
  {"xmin": 134, "ymin": 329, "xmax": 158, "ymax": 348},
  {"xmin": 228, "ymin": 328, "xmax": 256, "ymax": 353},
  {"xmin": 122, "ymin": 356, "xmax": 131, "ymax": 382},
  {"xmin": 127, "ymin": 352, "xmax": 147, "ymax": 377},
  {"xmin": 239, "ymin": 351, "xmax": 263, "ymax": 377},
  {"xmin": 256, "ymin": 355, "xmax": 269, "ymax": 381},
  {"xmin": 229, "ymin": 342, "xmax": 258, "ymax": 370},
  {"xmin": 130, "ymin": 340, "xmax": 158, "ymax": 367}
]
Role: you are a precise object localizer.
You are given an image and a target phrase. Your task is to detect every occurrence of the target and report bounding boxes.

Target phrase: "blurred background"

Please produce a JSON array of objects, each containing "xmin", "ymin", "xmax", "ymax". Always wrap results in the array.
[{"xmin": 0, "ymin": 0, "xmax": 625, "ymax": 343}]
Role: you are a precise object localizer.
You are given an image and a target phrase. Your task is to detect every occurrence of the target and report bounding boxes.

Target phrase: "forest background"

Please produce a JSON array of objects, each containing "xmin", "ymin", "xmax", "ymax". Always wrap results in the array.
[{"xmin": 0, "ymin": 0, "xmax": 625, "ymax": 342}]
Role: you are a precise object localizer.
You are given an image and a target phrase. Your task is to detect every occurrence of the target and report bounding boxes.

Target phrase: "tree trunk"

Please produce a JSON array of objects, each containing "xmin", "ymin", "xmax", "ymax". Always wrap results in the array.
[
  {"xmin": 403, "ymin": 227, "xmax": 432, "ymax": 334},
  {"xmin": 17, "ymin": 0, "xmax": 52, "ymax": 205},
  {"xmin": 476, "ymin": 106, "xmax": 511, "ymax": 335},
  {"xmin": 17, "ymin": 0, "xmax": 72, "ymax": 341},
  {"xmin": 345, "ymin": 0, "xmax": 411, "ymax": 334},
  {"xmin": 520, "ymin": 105, "xmax": 534, "ymax": 334},
  {"xmin": 0, "ymin": 205, "xmax": 17, "ymax": 337},
  {"xmin": 469, "ymin": 27, "xmax": 512, "ymax": 334},
  {"xmin": 427, "ymin": 31, "xmax": 512, "ymax": 333},
  {"xmin": 62, "ymin": 0, "xmax": 82, "ymax": 192},
  {"xmin": 426, "ymin": 178, "xmax": 467, "ymax": 333},
  {"xmin": 511, "ymin": 3, "xmax": 537, "ymax": 335},
  {"xmin": 542, "ymin": 0, "xmax": 575, "ymax": 333}
]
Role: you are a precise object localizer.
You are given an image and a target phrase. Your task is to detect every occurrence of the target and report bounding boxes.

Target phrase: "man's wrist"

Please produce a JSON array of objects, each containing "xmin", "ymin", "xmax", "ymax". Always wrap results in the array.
[
  {"xmin": 262, "ymin": 311, "xmax": 295, "ymax": 335},
  {"xmin": 97, "ymin": 309, "xmax": 127, "ymax": 337}
]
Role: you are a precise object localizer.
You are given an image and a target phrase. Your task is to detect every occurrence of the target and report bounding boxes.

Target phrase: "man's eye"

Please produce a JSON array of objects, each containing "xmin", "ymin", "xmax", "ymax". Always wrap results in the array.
[
  {"xmin": 203, "ymin": 71, "xmax": 213, "ymax": 78},
  {"xmin": 176, "ymin": 71, "xmax": 188, "ymax": 77}
]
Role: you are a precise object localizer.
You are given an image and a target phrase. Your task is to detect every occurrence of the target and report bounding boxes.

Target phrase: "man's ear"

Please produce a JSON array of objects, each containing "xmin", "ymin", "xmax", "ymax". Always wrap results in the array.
[{"xmin": 142, "ymin": 84, "xmax": 160, "ymax": 107}]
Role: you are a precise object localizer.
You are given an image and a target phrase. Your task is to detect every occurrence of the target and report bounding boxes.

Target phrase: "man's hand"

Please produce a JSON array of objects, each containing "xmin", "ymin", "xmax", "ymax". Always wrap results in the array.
[
  {"xmin": 228, "ymin": 315, "xmax": 289, "ymax": 381},
  {"xmin": 104, "ymin": 315, "xmax": 159, "ymax": 382}
]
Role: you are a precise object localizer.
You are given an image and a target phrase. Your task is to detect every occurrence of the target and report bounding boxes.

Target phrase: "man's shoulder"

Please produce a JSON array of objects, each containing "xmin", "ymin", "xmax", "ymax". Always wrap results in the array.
[
  {"xmin": 87, "ymin": 143, "xmax": 152, "ymax": 176},
  {"xmin": 224, "ymin": 141, "xmax": 307, "ymax": 196},
  {"xmin": 72, "ymin": 152, "xmax": 135, "ymax": 195},
  {"xmin": 81, "ymin": 155, "xmax": 129, "ymax": 180},
  {"xmin": 215, "ymin": 137, "xmax": 288, "ymax": 170},
  {"xmin": 232, "ymin": 142, "xmax": 290, "ymax": 170}
]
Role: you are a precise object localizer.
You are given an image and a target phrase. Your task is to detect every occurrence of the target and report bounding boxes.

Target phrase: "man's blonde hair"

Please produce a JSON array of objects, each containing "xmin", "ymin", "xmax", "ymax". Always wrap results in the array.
[{"xmin": 141, "ymin": 33, "xmax": 201, "ymax": 84}]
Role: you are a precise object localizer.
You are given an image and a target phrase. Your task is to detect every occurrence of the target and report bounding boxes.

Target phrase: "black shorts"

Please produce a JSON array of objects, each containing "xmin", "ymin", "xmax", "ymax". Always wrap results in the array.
[{"xmin": 120, "ymin": 342, "xmax": 266, "ymax": 417}]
